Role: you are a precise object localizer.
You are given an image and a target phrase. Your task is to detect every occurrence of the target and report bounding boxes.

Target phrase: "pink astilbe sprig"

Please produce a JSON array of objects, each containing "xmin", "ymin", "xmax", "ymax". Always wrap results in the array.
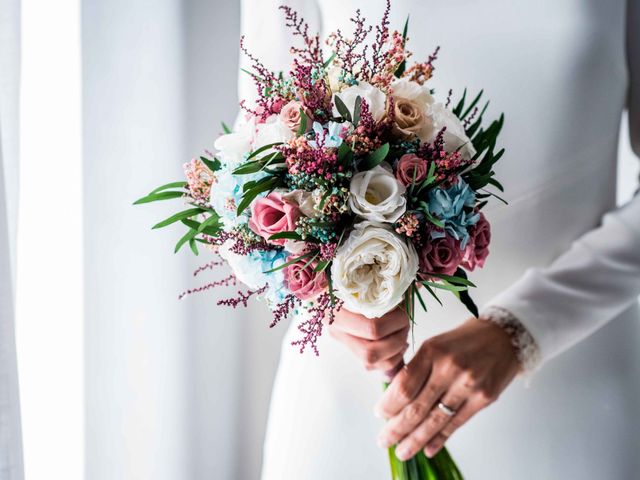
[
  {"xmin": 217, "ymin": 284, "xmax": 268, "ymax": 308},
  {"xmin": 417, "ymin": 129, "xmax": 474, "ymax": 187},
  {"xmin": 370, "ymin": 0, "xmax": 392, "ymax": 77},
  {"xmin": 403, "ymin": 46, "xmax": 440, "ymax": 85},
  {"xmin": 279, "ymin": 5, "xmax": 324, "ymax": 66},
  {"xmin": 183, "ymin": 158, "xmax": 215, "ymax": 202},
  {"xmin": 291, "ymin": 293, "xmax": 343, "ymax": 355},
  {"xmin": 346, "ymin": 97, "xmax": 393, "ymax": 154},
  {"xmin": 270, "ymin": 293, "xmax": 299, "ymax": 328},
  {"xmin": 178, "ymin": 274, "xmax": 238, "ymax": 300},
  {"xmin": 291, "ymin": 61, "xmax": 332, "ymax": 121}
]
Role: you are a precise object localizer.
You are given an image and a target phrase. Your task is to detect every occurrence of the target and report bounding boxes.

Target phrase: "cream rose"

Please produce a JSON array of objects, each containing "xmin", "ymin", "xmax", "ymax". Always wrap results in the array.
[
  {"xmin": 348, "ymin": 163, "xmax": 406, "ymax": 223},
  {"xmin": 331, "ymin": 222, "xmax": 419, "ymax": 318},
  {"xmin": 427, "ymin": 103, "xmax": 477, "ymax": 159},
  {"xmin": 334, "ymin": 82, "xmax": 387, "ymax": 121},
  {"xmin": 390, "ymin": 77, "xmax": 435, "ymax": 141}
]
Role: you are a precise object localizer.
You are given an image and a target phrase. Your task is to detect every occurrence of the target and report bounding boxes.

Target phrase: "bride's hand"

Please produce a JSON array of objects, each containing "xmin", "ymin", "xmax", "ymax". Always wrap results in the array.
[
  {"xmin": 329, "ymin": 307, "xmax": 410, "ymax": 372},
  {"xmin": 375, "ymin": 317, "xmax": 520, "ymax": 461}
]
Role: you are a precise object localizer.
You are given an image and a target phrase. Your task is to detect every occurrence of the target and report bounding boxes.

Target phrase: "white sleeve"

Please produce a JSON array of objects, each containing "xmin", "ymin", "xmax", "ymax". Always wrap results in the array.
[
  {"xmin": 238, "ymin": 0, "xmax": 321, "ymax": 108},
  {"xmin": 482, "ymin": 0, "xmax": 640, "ymax": 367}
]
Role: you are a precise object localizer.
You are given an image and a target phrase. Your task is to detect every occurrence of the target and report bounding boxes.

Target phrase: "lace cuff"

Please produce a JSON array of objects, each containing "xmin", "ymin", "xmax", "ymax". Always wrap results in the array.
[{"xmin": 479, "ymin": 306, "xmax": 541, "ymax": 373}]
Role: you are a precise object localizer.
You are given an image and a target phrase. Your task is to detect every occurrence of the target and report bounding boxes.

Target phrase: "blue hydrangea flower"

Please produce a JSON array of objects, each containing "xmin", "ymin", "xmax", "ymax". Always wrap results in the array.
[
  {"xmin": 428, "ymin": 177, "xmax": 480, "ymax": 248},
  {"xmin": 249, "ymin": 249, "xmax": 290, "ymax": 305},
  {"xmin": 308, "ymin": 121, "xmax": 344, "ymax": 149},
  {"xmin": 211, "ymin": 162, "xmax": 268, "ymax": 228}
]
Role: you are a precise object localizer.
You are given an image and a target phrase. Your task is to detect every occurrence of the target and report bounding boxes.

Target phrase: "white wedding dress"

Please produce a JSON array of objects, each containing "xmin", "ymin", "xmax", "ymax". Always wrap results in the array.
[{"xmin": 239, "ymin": 1, "xmax": 640, "ymax": 478}]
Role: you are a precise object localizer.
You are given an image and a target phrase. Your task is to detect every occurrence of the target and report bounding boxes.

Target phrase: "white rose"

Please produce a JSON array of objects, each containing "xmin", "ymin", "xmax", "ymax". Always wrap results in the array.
[
  {"xmin": 214, "ymin": 122, "xmax": 253, "ymax": 167},
  {"xmin": 427, "ymin": 103, "xmax": 477, "ymax": 159},
  {"xmin": 327, "ymin": 66, "xmax": 347, "ymax": 93},
  {"xmin": 348, "ymin": 163, "xmax": 406, "ymax": 223},
  {"xmin": 390, "ymin": 77, "xmax": 435, "ymax": 107},
  {"xmin": 334, "ymin": 82, "xmax": 387, "ymax": 122},
  {"xmin": 253, "ymin": 115, "xmax": 294, "ymax": 154},
  {"xmin": 331, "ymin": 222, "xmax": 419, "ymax": 318}
]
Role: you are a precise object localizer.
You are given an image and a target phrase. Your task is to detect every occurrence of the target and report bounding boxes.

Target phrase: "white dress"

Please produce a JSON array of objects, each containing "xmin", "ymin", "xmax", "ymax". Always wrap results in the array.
[{"xmin": 239, "ymin": 1, "xmax": 640, "ymax": 478}]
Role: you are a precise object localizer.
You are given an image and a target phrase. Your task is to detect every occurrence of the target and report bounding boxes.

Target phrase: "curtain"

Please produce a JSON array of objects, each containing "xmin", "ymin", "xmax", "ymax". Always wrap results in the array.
[{"xmin": 0, "ymin": 0, "xmax": 23, "ymax": 478}]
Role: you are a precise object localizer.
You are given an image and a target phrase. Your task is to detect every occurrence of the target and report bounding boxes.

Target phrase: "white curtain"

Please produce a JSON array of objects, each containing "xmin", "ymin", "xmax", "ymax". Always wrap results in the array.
[{"xmin": 0, "ymin": 0, "xmax": 23, "ymax": 478}]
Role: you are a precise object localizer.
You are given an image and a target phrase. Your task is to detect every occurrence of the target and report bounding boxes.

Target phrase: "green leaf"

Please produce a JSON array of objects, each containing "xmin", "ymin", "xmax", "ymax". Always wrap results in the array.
[
  {"xmin": 152, "ymin": 207, "xmax": 203, "ymax": 229},
  {"xmin": 174, "ymin": 228, "xmax": 198, "ymax": 253},
  {"xmin": 189, "ymin": 238, "xmax": 199, "ymax": 256},
  {"xmin": 133, "ymin": 190, "xmax": 184, "ymax": 205},
  {"xmin": 296, "ymin": 109, "xmax": 308, "ymax": 136},
  {"xmin": 352, "ymin": 96, "xmax": 362, "ymax": 125},
  {"xmin": 149, "ymin": 181, "xmax": 187, "ymax": 195},
  {"xmin": 200, "ymin": 156, "xmax": 221, "ymax": 172},
  {"xmin": 423, "ymin": 283, "xmax": 443, "ymax": 307},
  {"xmin": 458, "ymin": 289, "xmax": 479, "ymax": 317},
  {"xmin": 268, "ymin": 231, "xmax": 302, "ymax": 241},
  {"xmin": 428, "ymin": 273, "xmax": 476, "ymax": 287},
  {"xmin": 333, "ymin": 94, "xmax": 352, "ymax": 122},
  {"xmin": 197, "ymin": 213, "xmax": 221, "ymax": 233},
  {"xmin": 360, "ymin": 143, "xmax": 390, "ymax": 170},
  {"xmin": 263, "ymin": 252, "xmax": 314, "ymax": 274},
  {"xmin": 247, "ymin": 142, "xmax": 282, "ymax": 161},
  {"xmin": 414, "ymin": 284, "xmax": 427, "ymax": 312},
  {"xmin": 323, "ymin": 52, "xmax": 336, "ymax": 68},
  {"xmin": 314, "ymin": 260, "xmax": 330, "ymax": 273},
  {"xmin": 453, "ymin": 88, "xmax": 467, "ymax": 117},
  {"xmin": 421, "ymin": 280, "xmax": 468, "ymax": 292},
  {"xmin": 233, "ymin": 161, "xmax": 263, "ymax": 175},
  {"xmin": 461, "ymin": 89, "xmax": 484, "ymax": 120},
  {"xmin": 221, "ymin": 122, "xmax": 231, "ymax": 134},
  {"xmin": 236, "ymin": 176, "xmax": 280, "ymax": 215}
]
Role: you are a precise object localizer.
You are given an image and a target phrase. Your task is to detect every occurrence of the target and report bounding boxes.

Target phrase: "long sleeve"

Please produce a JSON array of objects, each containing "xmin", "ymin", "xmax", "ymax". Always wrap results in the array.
[
  {"xmin": 482, "ymin": 0, "xmax": 640, "ymax": 367},
  {"xmin": 238, "ymin": 0, "xmax": 321, "ymax": 109},
  {"xmin": 0, "ymin": 0, "xmax": 24, "ymax": 477}
]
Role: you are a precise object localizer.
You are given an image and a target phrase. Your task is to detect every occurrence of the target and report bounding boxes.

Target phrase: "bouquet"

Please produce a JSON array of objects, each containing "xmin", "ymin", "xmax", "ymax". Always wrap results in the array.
[{"xmin": 135, "ymin": 2, "xmax": 505, "ymax": 478}]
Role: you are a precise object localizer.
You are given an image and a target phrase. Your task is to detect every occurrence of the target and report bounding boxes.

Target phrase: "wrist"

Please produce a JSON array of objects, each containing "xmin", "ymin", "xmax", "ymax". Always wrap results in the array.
[{"xmin": 478, "ymin": 306, "xmax": 541, "ymax": 373}]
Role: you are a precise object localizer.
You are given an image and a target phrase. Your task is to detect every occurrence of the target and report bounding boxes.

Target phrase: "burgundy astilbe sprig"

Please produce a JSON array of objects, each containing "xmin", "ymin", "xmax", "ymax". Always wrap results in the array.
[
  {"xmin": 370, "ymin": 0, "xmax": 392, "ymax": 76},
  {"xmin": 192, "ymin": 258, "xmax": 226, "ymax": 277},
  {"xmin": 178, "ymin": 274, "xmax": 238, "ymax": 300},
  {"xmin": 417, "ymin": 129, "xmax": 474, "ymax": 187},
  {"xmin": 291, "ymin": 293, "xmax": 343, "ymax": 355},
  {"xmin": 279, "ymin": 5, "xmax": 324, "ymax": 66},
  {"xmin": 211, "ymin": 228, "xmax": 273, "ymax": 256},
  {"xmin": 270, "ymin": 293, "xmax": 299, "ymax": 328},
  {"xmin": 217, "ymin": 284, "xmax": 268, "ymax": 308},
  {"xmin": 327, "ymin": 9, "xmax": 372, "ymax": 79},
  {"xmin": 291, "ymin": 61, "xmax": 332, "ymax": 121},
  {"xmin": 239, "ymin": 36, "xmax": 287, "ymax": 121}
]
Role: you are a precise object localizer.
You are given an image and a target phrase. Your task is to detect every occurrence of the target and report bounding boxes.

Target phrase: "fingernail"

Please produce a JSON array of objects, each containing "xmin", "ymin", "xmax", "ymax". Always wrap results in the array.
[
  {"xmin": 395, "ymin": 445, "xmax": 410, "ymax": 461},
  {"xmin": 424, "ymin": 447, "xmax": 436, "ymax": 458},
  {"xmin": 377, "ymin": 436, "xmax": 391, "ymax": 449},
  {"xmin": 373, "ymin": 406, "xmax": 382, "ymax": 418}
]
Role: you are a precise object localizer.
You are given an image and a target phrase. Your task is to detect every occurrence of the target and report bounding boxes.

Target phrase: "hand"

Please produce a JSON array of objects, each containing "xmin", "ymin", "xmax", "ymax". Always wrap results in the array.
[
  {"xmin": 329, "ymin": 307, "xmax": 410, "ymax": 372},
  {"xmin": 375, "ymin": 317, "xmax": 520, "ymax": 460}
]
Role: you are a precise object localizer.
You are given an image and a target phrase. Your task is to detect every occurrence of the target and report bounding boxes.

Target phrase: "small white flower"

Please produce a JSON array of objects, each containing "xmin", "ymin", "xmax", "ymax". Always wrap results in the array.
[
  {"xmin": 331, "ymin": 222, "xmax": 419, "ymax": 318},
  {"xmin": 334, "ymin": 82, "xmax": 387, "ymax": 122},
  {"xmin": 214, "ymin": 122, "xmax": 253, "ymax": 167},
  {"xmin": 349, "ymin": 163, "xmax": 407, "ymax": 223},
  {"xmin": 428, "ymin": 103, "xmax": 477, "ymax": 159},
  {"xmin": 327, "ymin": 66, "xmax": 348, "ymax": 93}
]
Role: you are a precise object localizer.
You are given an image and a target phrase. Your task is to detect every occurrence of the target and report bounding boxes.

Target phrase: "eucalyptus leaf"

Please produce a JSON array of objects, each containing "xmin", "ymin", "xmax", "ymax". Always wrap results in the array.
[
  {"xmin": 152, "ymin": 207, "xmax": 203, "ymax": 229},
  {"xmin": 133, "ymin": 190, "xmax": 184, "ymax": 205},
  {"xmin": 360, "ymin": 143, "xmax": 390, "ymax": 170}
]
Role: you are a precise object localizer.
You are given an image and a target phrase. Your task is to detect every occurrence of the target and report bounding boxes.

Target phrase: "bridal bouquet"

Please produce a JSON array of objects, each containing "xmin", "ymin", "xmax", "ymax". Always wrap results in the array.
[{"xmin": 136, "ymin": 2, "xmax": 504, "ymax": 478}]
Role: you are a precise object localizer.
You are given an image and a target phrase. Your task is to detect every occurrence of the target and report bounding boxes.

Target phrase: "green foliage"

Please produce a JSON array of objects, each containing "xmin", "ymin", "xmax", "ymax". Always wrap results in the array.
[
  {"xmin": 333, "ymin": 94, "xmax": 352, "ymax": 122},
  {"xmin": 360, "ymin": 143, "xmax": 390, "ymax": 170}
]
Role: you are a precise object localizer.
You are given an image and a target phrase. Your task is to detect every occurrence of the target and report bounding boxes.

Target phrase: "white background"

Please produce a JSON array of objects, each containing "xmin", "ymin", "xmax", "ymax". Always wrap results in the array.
[{"xmin": 14, "ymin": 1, "xmax": 640, "ymax": 479}]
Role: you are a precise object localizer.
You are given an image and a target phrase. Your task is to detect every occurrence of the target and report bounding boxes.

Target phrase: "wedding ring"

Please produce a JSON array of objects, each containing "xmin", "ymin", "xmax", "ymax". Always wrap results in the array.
[{"xmin": 437, "ymin": 401, "xmax": 457, "ymax": 417}]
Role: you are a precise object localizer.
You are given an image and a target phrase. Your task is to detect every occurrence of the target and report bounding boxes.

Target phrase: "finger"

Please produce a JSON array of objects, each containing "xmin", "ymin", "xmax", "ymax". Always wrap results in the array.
[
  {"xmin": 377, "ymin": 371, "xmax": 451, "ymax": 449},
  {"xmin": 393, "ymin": 387, "xmax": 467, "ymax": 461},
  {"xmin": 368, "ymin": 351, "xmax": 406, "ymax": 372},
  {"xmin": 330, "ymin": 327, "xmax": 409, "ymax": 367},
  {"xmin": 333, "ymin": 308, "xmax": 408, "ymax": 340},
  {"xmin": 375, "ymin": 344, "xmax": 432, "ymax": 418},
  {"xmin": 423, "ymin": 397, "xmax": 482, "ymax": 458}
]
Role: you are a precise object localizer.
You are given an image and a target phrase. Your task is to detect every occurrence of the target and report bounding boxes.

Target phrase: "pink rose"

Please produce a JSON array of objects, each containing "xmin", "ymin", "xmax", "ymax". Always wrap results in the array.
[
  {"xmin": 419, "ymin": 235, "xmax": 463, "ymax": 276},
  {"xmin": 249, "ymin": 193, "xmax": 300, "ymax": 246},
  {"xmin": 395, "ymin": 154, "xmax": 429, "ymax": 186},
  {"xmin": 462, "ymin": 213, "xmax": 491, "ymax": 271},
  {"xmin": 284, "ymin": 258, "xmax": 329, "ymax": 300},
  {"xmin": 280, "ymin": 100, "xmax": 312, "ymax": 133}
]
